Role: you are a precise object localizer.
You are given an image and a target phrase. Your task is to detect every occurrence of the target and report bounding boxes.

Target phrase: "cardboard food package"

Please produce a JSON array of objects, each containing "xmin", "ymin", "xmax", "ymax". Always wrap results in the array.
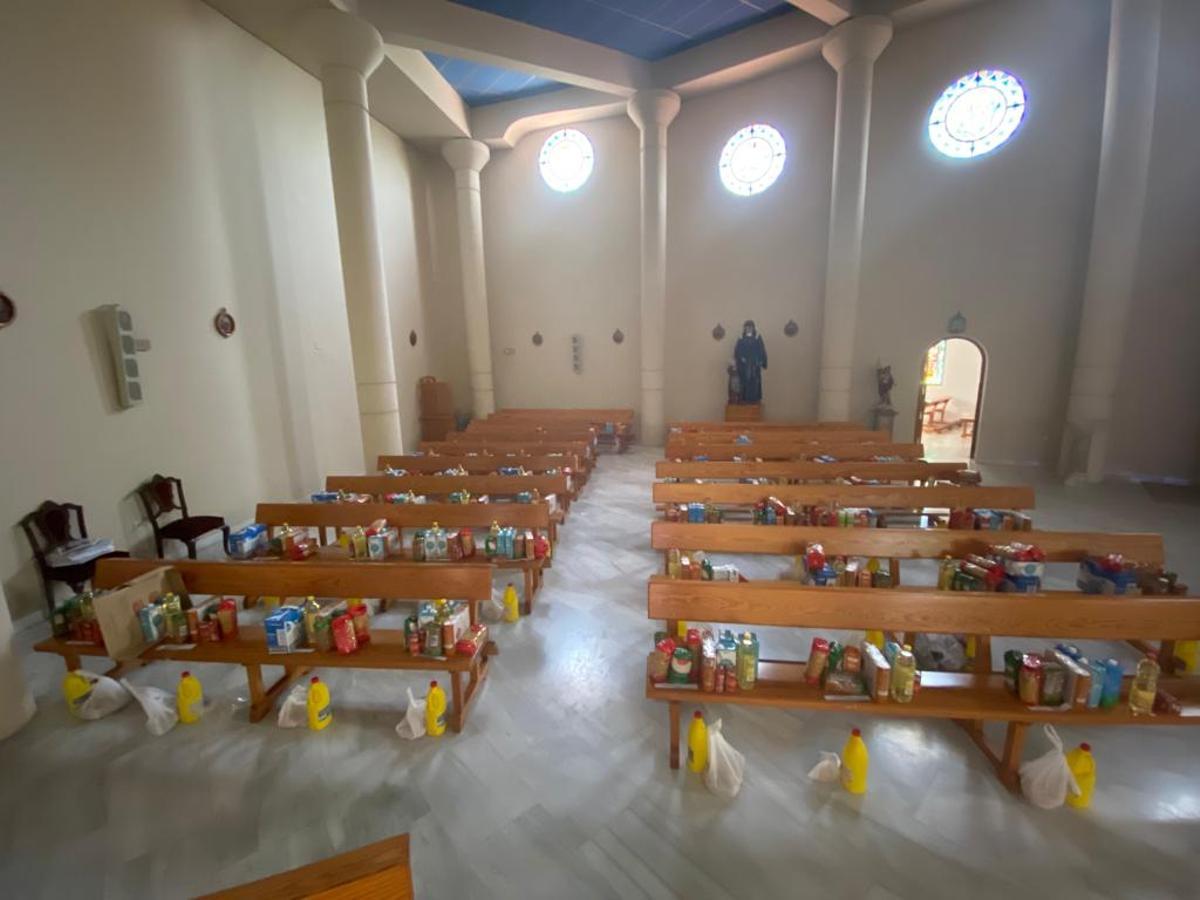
[{"xmin": 94, "ymin": 567, "xmax": 190, "ymax": 660}]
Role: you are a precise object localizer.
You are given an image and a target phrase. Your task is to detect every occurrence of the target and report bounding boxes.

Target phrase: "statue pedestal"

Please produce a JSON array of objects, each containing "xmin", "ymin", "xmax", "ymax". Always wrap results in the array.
[
  {"xmin": 725, "ymin": 403, "xmax": 762, "ymax": 422},
  {"xmin": 872, "ymin": 404, "xmax": 897, "ymax": 438}
]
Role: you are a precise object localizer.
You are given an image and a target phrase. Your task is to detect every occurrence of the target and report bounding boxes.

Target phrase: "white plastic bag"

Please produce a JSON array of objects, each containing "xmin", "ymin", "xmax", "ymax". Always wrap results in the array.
[
  {"xmin": 807, "ymin": 751, "xmax": 842, "ymax": 783},
  {"xmin": 703, "ymin": 719, "xmax": 745, "ymax": 799},
  {"xmin": 75, "ymin": 671, "xmax": 131, "ymax": 720},
  {"xmin": 481, "ymin": 586, "xmax": 505, "ymax": 622},
  {"xmin": 277, "ymin": 685, "xmax": 308, "ymax": 729},
  {"xmin": 1020, "ymin": 725, "xmax": 1078, "ymax": 809},
  {"xmin": 121, "ymin": 678, "xmax": 178, "ymax": 735},
  {"xmin": 395, "ymin": 687, "xmax": 427, "ymax": 740}
]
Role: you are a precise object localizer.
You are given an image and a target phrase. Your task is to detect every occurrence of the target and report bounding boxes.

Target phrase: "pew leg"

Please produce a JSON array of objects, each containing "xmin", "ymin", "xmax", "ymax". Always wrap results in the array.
[
  {"xmin": 522, "ymin": 567, "xmax": 534, "ymax": 615},
  {"xmin": 245, "ymin": 664, "xmax": 266, "ymax": 721},
  {"xmin": 889, "ymin": 558, "xmax": 900, "ymax": 585},
  {"xmin": 450, "ymin": 670, "xmax": 466, "ymax": 733},
  {"xmin": 1160, "ymin": 640, "xmax": 1178, "ymax": 675},
  {"xmin": 668, "ymin": 701, "xmax": 681, "ymax": 770},
  {"xmin": 999, "ymin": 722, "xmax": 1029, "ymax": 792},
  {"xmin": 972, "ymin": 635, "xmax": 993, "ymax": 674},
  {"xmin": 61, "ymin": 649, "xmax": 83, "ymax": 672}
]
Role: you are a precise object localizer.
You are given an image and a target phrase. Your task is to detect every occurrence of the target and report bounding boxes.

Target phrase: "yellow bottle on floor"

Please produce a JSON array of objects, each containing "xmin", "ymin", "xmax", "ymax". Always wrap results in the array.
[
  {"xmin": 503, "ymin": 584, "xmax": 521, "ymax": 622},
  {"xmin": 865, "ymin": 630, "xmax": 885, "ymax": 651},
  {"xmin": 62, "ymin": 671, "xmax": 93, "ymax": 718},
  {"xmin": 1177, "ymin": 640, "xmax": 1198, "ymax": 673},
  {"xmin": 687, "ymin": 711, "xmax": 708, "ymax": 773},
  {"xmin": 306, "ymin": 676, "xmax": 332, "ymax": 731},
  {"xmin": 840, "ymin": 727, "xmax": 869, "ymax": 794},
  {"xmin": 177, "ymin": 671, "xmax": 203, "ymax": 724},
  {"xmin": 1065, "ymin": 742, "xmax": 1095, "ymax": 808},
  {"xmin": 426, "ymin": 680, "xmax": 447, "ymax": 737}
]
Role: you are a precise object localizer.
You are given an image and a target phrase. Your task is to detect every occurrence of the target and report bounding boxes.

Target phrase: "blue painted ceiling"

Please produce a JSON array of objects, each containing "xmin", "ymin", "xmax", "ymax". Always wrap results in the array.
[
  {"xmin": 451, "ymin": 0, "xmax": 796, "ymax": 60},
  {"xmin": 425, "ymin": 52, "xmax": 565, "ymax": 106},
  {"xmin": 429, "ymin": 0, "xmax": 797, "ymax": 106}
]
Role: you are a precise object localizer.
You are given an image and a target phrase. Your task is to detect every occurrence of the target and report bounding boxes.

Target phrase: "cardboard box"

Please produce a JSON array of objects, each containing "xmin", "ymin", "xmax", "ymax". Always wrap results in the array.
[{"xmin": 94, "ymin": 566, "xmax": 190, "ymax": 660}]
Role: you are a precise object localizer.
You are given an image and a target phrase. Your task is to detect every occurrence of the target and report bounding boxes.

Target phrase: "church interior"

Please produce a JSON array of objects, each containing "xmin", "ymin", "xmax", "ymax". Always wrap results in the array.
[{"xmin": 1, "ymin": 0, "xmax": 1198, "ymax": 897}]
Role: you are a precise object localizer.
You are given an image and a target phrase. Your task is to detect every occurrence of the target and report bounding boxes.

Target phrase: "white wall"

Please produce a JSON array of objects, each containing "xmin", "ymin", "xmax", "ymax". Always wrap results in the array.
[
  {"xmin": 0, "ymin": 0, "xmax": 443, "ymax": 620},
  {"xmin": 480, "ymin": 116, "xmax": 642, "ymax": 410},
  {"xmin": 666, "ymin": 59, "xmax": 835, "ymax": 423}
]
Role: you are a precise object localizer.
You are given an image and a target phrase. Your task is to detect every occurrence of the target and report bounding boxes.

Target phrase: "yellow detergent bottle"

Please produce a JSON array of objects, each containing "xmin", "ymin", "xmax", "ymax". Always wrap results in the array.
[
  {"xmin": 676, "ymin": 620, "xmax": 688, "ymax": 640},
  {"xmin": 865, "ymin": 630, "xmax": 885, "ymax": 651},
  {"xmin": 426, "ymin": 680, "xmax": 447, "ymax": 737},
  {"xmin": 62, "ymin": 671, "xmax": 93, "ymax": 718},
  {"xmin": 840, "ymin": 727, "xmax": 869, "ymax": 794},
  {"xmin": 177, "ymin": 671, "xmax": 203, "ymax": 724},
  {"xmin": 687, "ymin": 711, "xmax": 709, "ymax": 773},
  {"xmin": 1177, "ymin": 640, "xmax": 1198, "ymax": 673},
  {"xmin": 1065, "ymin": 742, "xmax": 1095, "ymax": 808},
  {"xmin": 503, "ymin": 583, "xmax": 521, "ymax": 623},
  {"xmin": 306, "ymin": 676, "xmax": 332, "ymax": 731}
]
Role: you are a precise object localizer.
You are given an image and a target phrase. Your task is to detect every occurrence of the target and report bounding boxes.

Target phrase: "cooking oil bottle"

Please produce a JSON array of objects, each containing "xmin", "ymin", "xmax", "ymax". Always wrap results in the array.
[{"xmin": 1129, "ymin": 652, "xmax": 1159, "ymax": 715}]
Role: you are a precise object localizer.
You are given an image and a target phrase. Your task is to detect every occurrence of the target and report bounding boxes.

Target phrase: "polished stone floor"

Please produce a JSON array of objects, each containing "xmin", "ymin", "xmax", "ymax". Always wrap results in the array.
[{"xmin": 2, "ymin": 450, "xmax": 1199, "ymax": 899}]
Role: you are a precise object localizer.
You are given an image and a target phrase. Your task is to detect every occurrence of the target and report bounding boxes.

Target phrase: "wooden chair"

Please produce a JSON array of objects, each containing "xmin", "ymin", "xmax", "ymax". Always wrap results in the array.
[
  {"xmin": 19, "ymin": 500, "xmax": 129, "ymax": 614},
  {"xmin": 922, "ymin": 397, "xmax": 951, "ymax": 429},
  {"xmin": 137, "ymin": 474, "xmax": 230, "ymax": 559}
]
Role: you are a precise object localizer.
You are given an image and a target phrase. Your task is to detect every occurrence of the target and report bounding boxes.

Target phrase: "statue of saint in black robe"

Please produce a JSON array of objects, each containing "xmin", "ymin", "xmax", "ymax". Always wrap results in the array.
[{"xmin": 733, "ymin": 320, "xmax": 767, "ymax": 404}]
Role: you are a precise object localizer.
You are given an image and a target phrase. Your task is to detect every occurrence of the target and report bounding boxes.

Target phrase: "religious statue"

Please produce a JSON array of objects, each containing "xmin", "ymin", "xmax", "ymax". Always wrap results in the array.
[
  {"xmin": 726, "ymin": 364, "xmax": 742, "ymax": 405},
  {"xmin": 876, "ymin": 364, "xmax": 895, "ymax": 408},
  {"xmin": 732, "ymin": 320, "xmax": 767, "ymax": 404}
]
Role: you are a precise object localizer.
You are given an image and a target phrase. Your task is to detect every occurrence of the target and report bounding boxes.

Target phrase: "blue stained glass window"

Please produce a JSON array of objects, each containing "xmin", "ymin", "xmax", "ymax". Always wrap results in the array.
[{"xmin": 928, "ymin": 69, "xmax": 1026, "ymax": 159}]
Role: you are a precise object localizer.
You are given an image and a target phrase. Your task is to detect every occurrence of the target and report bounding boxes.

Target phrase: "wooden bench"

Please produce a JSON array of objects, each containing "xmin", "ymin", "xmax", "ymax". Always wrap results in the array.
[
  {"xmin": 256, "ymin": 501, "xmax": 551, "ymax": 613},
  {"xmin": 656, "ymin": 459, "xmax": 973, "ymax": 484},
  {"xmin": 645, "ymin": 578, "xmax": 1200, "ymax": 788},
  {"xmin": 668, "ymin": 420, "xmax": 869, "ymax": 433},
  {"xmin": 198, "ymin": 833, "xmax": 413, "ymax": 899},
  {"xmin": 462, "ymin": 422, "xmax": 599, "ymax": 446},
  {"xmin": 326, "ymin": 473, "xmax": 573, "ymax": 522},
  {"xmin": 420, "ymin": 440, "xmax": 596, "ymax": 475},
  {"xmin": 35, "ymin": 558, "xmax": 494, "ymax": 730},
  {"xmin": 652, "ymin": 482, "xmax": 1035, "ymax": 514},
  {"xmin": 664, "ymin": 441, "xmax": 925, "ymax": 461},
  {"xmin": 650, "ymin": 520, "xmax": 1177, "ymax": 671},
  {"xmin": 492, "ymin": 408, "xmax": 635, "ymax": 450},
  {"xmin": 378, "ymin": 452, "xmax": 582, "ymax": 480}
]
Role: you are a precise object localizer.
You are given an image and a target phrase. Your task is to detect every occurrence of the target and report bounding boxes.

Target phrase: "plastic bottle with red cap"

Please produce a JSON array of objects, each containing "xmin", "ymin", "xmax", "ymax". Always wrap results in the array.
[
  {"xmin": 307, "ymin": 676, "xmax": 332, "ymax": 731},
  {"xmin": 841, "ymin": 727, "xmax": 869, "ymax": 794},
  {"xmin": 1065, "ymin": 743, "xmax": 1095, "ymax": 808}
]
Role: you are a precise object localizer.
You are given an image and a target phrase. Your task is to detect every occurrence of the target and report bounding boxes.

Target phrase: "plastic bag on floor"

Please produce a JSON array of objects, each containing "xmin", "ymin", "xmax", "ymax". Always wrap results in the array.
[
  {"xmin": 913, "ymin": 633, "xmax": 967, "ymax": 672},
  {"xmin": 703, "ymin": 719, "xmax": 745, "ymax": 799},
  {"xmin": 807, "ymin": 751, "xmax": 842, "ymax": 783},
  {"xmin": 277, "ymin": 685, "xmax": 307, "ymax": 729},
  {"xmin": 481, "ymin": 586, "xmax": 505, "ymax": 623},
  {"xmin": 395, "ymin": 687, "xmax": 427, "ymax": 740},
  {"xmin": 121, "ymin": 678, "xmax": 178, "ymax": 736},
  {"xmin": 73, "ymin": 671, "xmax": 131, "ymax": 720},
  {"xmin": 1020, "ymin": 725, "xmax": 1078, "ymax": 809}
]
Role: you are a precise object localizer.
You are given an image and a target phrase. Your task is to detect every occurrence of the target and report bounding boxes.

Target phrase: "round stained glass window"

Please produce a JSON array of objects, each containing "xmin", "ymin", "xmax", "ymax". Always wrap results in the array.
[
  {"xmin": 928, "ymin": 69, "xmax": 1026, "ymax": 159},
  {"xmin": 538, "ymin": 128, "xmax": 594, "ymax": 192},
  {"xmin": 718, "ymin": 124, "xmax": 786, "ymax": 196}
]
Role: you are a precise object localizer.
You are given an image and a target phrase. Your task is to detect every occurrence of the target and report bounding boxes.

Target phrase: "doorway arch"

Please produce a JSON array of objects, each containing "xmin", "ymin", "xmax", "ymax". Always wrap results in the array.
[{"xmin": 914, "ymin": 337, "xmax": 986, "ymax": 461}]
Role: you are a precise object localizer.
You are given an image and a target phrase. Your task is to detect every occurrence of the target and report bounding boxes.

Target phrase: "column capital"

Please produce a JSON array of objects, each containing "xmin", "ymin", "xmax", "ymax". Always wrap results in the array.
[
  {"xmin": 821, "ymin": 15, "xmax": 892, "ymax": 71},
  {"xmin": 441, "ymin": 138, "xmax": 491, "ymax": 174},
  {"xmin": 295, "ymin": 8, "xmax": 385, "ymax": 77},
  {"xmin": 626, "ymin": 89, "xmax": 681, "ymax": 133}
]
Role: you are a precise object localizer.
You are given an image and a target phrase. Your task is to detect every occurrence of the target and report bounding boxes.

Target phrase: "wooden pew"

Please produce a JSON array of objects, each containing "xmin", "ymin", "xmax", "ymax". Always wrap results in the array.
[
  {"xmin": 256, "ymin": 501, "xmax": 552, "ymax": 613},
  {"xmin": 669, "ymin": 429, "xmax": 889, "ymax": 445},
  {"xmin": 652, "ymin": 482, "xmax": 1034, "ymax": 511},
  {"xmin": 378, "ymin": 453, "xmax": 581, "ymax": 478},
  {"xmin": 664, "ymin": 441, "xmax": 925, "ymax": 461},
  {"xmin": 326, "ymin": 473, "xmax": 572, "ymax": 515},
  {"xmin": 645, "ymin": 577, "xmax": 1200, "ymax": 787},
  {"xmin": 199, "ymin": 833, "xmax": 413, "ymax": 899},
  {"xmin": 420, "ymin": 440, "xmax": 595, "ymax": 474},
  {"xmin": 650, "ymin": 521, "xmax": 1171, "ymax": 669},
  {"xmin": 462, "ymin": 422, "xmax": 598, "ymax": 446},
  {"xmin": 668, "ymin": 420, "xmax": 867, "ymax": 432},
  {"xmin": 492, "ymin": 408, "xmax": 635, "ymax": 449},
  {"xmin": 35, "ymin": 558, "xmax": 495, "ymax": 730},
  {"xmin": 656, "ymin": 459, "xmax": 972, "ymax": 483}
]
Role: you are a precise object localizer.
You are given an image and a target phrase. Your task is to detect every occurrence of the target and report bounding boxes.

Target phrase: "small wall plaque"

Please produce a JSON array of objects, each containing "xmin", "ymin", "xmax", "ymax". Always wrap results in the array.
[
  {"xmin": 948, "ymin": 311, "xmax": 967, "ymax": 334},
  {"xmin": 712, "ymin": 323, "xmax": 725, "ymax": 340},
  {"xmin": 213, "ymin": 307, "xmax": 235, "ymax": 338},
  {"xmin": 409, "ymin": 330, "xmax": 418, "ymax": 347},
  {"xmin": 532, "ymin": 331, "xmax": 543, "ymax": 346},
  {"xmin": 612, "ymin": 329, "xmax": 624, "ymax": 344},
  {"xmin": 783, "ymin": 319, "xmax": 799, "ymax": 337}
]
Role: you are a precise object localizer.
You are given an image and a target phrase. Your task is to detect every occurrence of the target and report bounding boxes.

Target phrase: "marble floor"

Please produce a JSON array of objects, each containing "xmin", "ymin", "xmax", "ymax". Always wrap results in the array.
[{"xmin": 2, "ymin": 450, "xmax": 1199, "ymax": 899}]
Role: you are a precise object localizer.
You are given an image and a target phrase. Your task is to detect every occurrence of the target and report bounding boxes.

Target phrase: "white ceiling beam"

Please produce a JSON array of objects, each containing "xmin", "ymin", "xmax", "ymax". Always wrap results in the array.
[
  {"xmin": 383, "ymin": 46, "xmax": 470, "ymax": 138},
  {"xmin": 787, "ymin": 0, "xmax": 855, "ymax": 26},
  {"xmin": 471, "ymin": 88, "xmax": 627, "ymax": 149},
  {"xmin": 652, "ymin": 12, "xmax": 828, "ymax": 97},
  {"xmin": 355, "ymin": 0, "xmax": 649, "ymax": 97}
]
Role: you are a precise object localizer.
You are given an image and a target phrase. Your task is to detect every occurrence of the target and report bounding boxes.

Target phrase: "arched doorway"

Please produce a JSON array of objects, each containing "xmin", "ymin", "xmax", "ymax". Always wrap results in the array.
[{"xmin": 914, "ymin": 337, "xmax": 985, "ymax": 461}]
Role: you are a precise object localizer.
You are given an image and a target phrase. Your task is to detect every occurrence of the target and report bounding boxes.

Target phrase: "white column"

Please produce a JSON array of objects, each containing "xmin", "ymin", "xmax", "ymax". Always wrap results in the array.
[
  {"xmin": 627, "ymin": 89, "xmax": 681, "ymax": 446},
  {"xmin": 297, "ymin": 9, "xmax": 403, "ymax": 470},
  {"xmin": 1059, "ymin": 0, "xmax": 1161, "ymax": 484},
  {"xmin": 816, "ymin": 16, "xmax": 892, "ymax": 422},
  {"xmin": 442, "ymin": 139, "xmax": 496, "ymax": 418}
]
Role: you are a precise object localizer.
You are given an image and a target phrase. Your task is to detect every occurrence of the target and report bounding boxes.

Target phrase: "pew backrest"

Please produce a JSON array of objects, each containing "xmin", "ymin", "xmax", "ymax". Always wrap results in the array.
[
  {"xmin": 655, "ymin": 460, "xmax": 970, "ymax": 482},
  {"xmin": 652, "ymin": 482, "xmax": 1035, "ymax": 509},
  {"xmin": 256, "ymin": 501, "xmax": 551, "ymax": 533},
  {"xmin": 326, "ymin": 473, "xmax": 570, "ymax": 500},
  {"xmin": 664, "ymin": 442, "xmax": 924, "ymax": 461},
  {"xmin": 377, "ymin": 454, "xmax": 580, "ymax": 475}
]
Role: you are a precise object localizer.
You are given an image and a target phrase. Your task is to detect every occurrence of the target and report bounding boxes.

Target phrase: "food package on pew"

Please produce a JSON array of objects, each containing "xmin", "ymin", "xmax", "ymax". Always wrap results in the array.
[
  {"xmin": 228, "ymin": 523, "xmax": 268, "ymax": 559},
  {"xmin": 1132, "ymin": 565, "xmax": 1186, "ymax": 595},
  {"xmin": 362, "ymin": 519, "xmax": 401, "ymax": 560},
  {"xmin": 753, "ymin": 497, "xmax": 793, "ymax": 525},
  {"xmin": 948, "ymin": 508, "xmax": 1033, "ymax": 531},
  {"xmin": 312, "ymin": 490, "xmax": 371, "ymax": 503},
  {"xmin": 265, "ymin": 605, "xmax": 304, "ymax": 654},
  {"xmin": 50, "ymin": 590, "xmax": 106, "ymax": 646},
  {"xmin": 385, "ymin": 491, "xmax": 426, "ymax": 504},
  {"xmin": 93, "ymin": 566, "xmax": 191, "ymax": 660},
  {"xmin": 1077, "ymin": 554, "xmax": 1139, "ymax": 594}
]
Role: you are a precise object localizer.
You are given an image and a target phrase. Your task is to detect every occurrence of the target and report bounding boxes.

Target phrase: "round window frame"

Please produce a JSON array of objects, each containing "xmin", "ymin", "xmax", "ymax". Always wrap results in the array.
[
  {"xmin": 538, "ymin": 128, "xmax": 595, "ymax": 193},
  {"xmin": 927, "ymin": 69, "xmax": 1026, "ymax": 159},
  {"xmin": 718, "ymin": 123, "xmax": 787, "ymax": 197}
]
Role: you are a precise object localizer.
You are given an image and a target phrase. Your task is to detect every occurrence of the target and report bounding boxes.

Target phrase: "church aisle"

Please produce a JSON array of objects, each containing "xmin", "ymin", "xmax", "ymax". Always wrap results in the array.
[{"xmin": 1, "ymin": 449, "xmax": 1198, "ymax": 899}]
